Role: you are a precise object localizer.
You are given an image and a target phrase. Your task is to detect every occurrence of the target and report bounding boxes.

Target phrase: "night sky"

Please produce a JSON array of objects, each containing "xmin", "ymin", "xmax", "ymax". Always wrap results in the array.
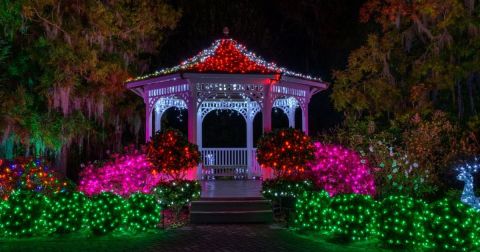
[{"xmin": 151, "ymin": 0, "xmax": 369, "ymax": 145}]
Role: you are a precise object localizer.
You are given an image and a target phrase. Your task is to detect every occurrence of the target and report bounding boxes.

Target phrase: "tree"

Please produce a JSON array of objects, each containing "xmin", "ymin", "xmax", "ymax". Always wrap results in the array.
[{"xmin": 0, "ymin": 1, "xmax": 180, "ymax": 176}]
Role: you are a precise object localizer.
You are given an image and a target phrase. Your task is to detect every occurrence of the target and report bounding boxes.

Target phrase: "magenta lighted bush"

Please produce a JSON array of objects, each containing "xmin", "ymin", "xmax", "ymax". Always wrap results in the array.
[
  {"xmin": 78, "ymin": 152, "xmax": 162, "ymax": 197},
  {"xmin": 309, "ymin": 142, "xmax": 375, "ymax": 196}
]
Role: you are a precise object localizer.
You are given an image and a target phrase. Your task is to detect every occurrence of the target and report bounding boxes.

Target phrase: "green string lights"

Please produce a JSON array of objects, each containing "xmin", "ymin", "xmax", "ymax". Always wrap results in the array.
[
  {"xmin": 425, "ymin": 199, "xmax": 480, "ymax": 251},
  {"xmin": 294, "ymin": 190, "xmax": 331, "ymax": 232},
  {"xmin": 46, "ymin": 192, "xmax": 88, "ymax": 234},
  {"xmin": 377, "ymin": 195, "xmax": 428, "ymax": 248},
  {"xmin": 328, "ymin": 194, "xmax": 378, "ymax": 241},
  {"xmin": 153, "ymin": 180, "xmax": 201, "ymax": 209},
  {"xmin": 86, "ymin": 193, "xmax": 125, "ymax": 235},
  {"xmin": 0, "ymin": 190, "xmax": 49, "ymax": 237},
  {"xmin": 125, "ymin": 193, "xmax": 162, "ymax": 232}
]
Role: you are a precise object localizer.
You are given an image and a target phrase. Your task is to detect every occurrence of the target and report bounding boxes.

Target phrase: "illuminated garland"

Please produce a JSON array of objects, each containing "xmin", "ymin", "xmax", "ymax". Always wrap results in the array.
[
  {"xmin": 262, "ymin": 179, "xmax": 314, "ymax": 200},
  {"xmin": 46, "ymin": 192, "xmax": 88, "ymax": 234},
  {"xmin": 309, "ymin": 142, "xmax": 376, "ymax": 197},
  {"xmin": 0, "ymin": 190, "xmax": 49, "ymax": 237},
  {"xmin": 377, "ymin": 195, "xmax": 428, "ymax": 248},
  {"xmin": 124, "ymin": 193, "xmax": 162, "ymax": 232},
  {"xmin": 128, "ymin": 39, "xmax": 322, "ymax": 82},
  {"xmin": 0, "ymin": 158, "xmax": 73, "ymax": 199},
  {"xmin": 425, "ymin": 199, "xmax": 480, "ymax": 251},
  {"xmin": 147, "ymin": 129, "xmax": 200, "ymax": 180},
  {"xmin": 294, "ymin": 190, "xmax": 331, "ymax": 232},
  {"xmin": 328, "ymin": 194, "xmax": 378, "ymax": 241},
  {"xmin": 78, "ymin": 152, "xmax": 162, "ymax": 197},
  {"xmin": 256, "ymin": 129, "xmax": 315, "ymax": 178},
  {"xmin": 86, "ymin": 192, "xmax": 125, "ymax": 235}
]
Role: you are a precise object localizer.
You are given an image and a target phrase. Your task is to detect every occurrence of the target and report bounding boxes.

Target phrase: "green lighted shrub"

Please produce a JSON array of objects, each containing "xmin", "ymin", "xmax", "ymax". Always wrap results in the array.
[
  {"xmin": 329, "ymin": 194, "xmax": 378, "ymax": 241},
  {"xmin": 294, "ymin": 190, "xmax": 331, "ymax": 232},
  {"xmin": 378, "ymin": 195, "xmax": 428, "ymax": 248},
  {"xmin": 0, "ymin": 190, "xmax": 49, "ymax": 237},
  {"xmin": 125, "ymin": 193, "xmax": 161, "ymax": 232},
  {"xmin": 87, "ymin": 192, "xmax": 125, "ymax": 235},
  {"xmin": 262, "ymin": 179, "xmax": 315, "ymax": 201},
  {"xmin": 153, "ymin": 180, "xmax": 201, "ymax": 209},
  {"xmin": 46, "ymin": 191, "xmax": 88, "ymax": 234},
  {"xmin": 425, "ymin": 199, "xmax": 480, "ymax": 251}
]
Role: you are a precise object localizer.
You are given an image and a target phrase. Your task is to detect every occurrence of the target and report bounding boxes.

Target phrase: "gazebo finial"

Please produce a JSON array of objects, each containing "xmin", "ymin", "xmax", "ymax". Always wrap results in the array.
[{"xmin": 223, "ymin": 26, "xmax": 229, "ymax": 37}]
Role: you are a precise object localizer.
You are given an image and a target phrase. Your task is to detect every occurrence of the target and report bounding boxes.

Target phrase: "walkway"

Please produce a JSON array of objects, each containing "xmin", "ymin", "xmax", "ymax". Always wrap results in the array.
[
  {"xmin": 0, "ymin": 225, "xmax": 379, "ymax": 252},
  {"xmin": 200, "ymin": 180, "xmax": 262, "ymax": 198}
]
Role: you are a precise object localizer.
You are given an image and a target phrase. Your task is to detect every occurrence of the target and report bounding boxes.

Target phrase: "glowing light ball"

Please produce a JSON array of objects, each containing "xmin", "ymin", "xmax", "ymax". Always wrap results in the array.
[
  {"xmin": 78, "ymin": 153, "xmax": 162, "ymax": 197},
  {"xmin": 124, "ymin": 193, "xmax": 162, "ymax": 232},
  {"xmin": 0, "ymin": 190, "xmax": 49, "ymax": 237},
  {"xmin": 46, "ymin": 192, "xmax": 88, "ymax": 234},
  {"xmin": 86, "ymin": 192, "xmax": 125, "ymax": 235},
  {"xmin": 309, "ymin": 143, "xmax": 375, "ymax": 197},
  {"xmin": 294, "ymin": 190, "xmax": 331, "ymax": 232}
]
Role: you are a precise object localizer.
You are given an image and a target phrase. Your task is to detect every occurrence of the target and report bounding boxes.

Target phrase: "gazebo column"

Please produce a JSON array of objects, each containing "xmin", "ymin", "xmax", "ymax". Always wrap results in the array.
[
  {"xmin": 288, "ymin": 108, "xmax": 295, "ymax": 128},
  {"xmin": 187, "ymin": 97, "xmax": 197, "ymax": 144},
  {"xmin": 302, "ymin": 104, "xmax": 309, "ymax": 135},
  {"xmin": 145, "ymin": 105, "xmax": 153, "ymax": 142},
  {"xmin": 154, "ymin": 109, "xmax": 162, "ymax": 134},
  {"xmin": 262, "ymin": 85, "xmax": 273, "ymax": 133},
  {"xmin": 246, "ymin": 105, "xmax": 254, "ymax": 178}
]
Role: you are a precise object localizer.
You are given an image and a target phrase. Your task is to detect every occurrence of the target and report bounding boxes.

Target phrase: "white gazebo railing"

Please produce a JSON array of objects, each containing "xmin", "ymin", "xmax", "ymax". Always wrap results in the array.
[{"xmin": 200, "ymin": 148, "xmax": 261, "ymax": 179}]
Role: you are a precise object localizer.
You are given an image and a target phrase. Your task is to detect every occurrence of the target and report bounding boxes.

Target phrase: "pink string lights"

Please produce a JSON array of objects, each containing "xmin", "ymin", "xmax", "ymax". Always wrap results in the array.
[
  {"xmin": 78, "ymin": 153, "xmax": 164, "ymax": 197},
  {"xmin": 309, "ymin": 142, "xmax": 376, "ymax": 197}
]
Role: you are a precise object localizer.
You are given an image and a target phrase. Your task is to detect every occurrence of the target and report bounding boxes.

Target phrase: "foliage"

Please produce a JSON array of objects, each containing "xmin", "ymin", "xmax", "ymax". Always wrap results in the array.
[
  {"xmin": 153, "ymin": 180, "xmax": 201, "ymax": 209},
  {"xmin": 86, "ymin": 192, "xmax": 125, "ymax": 235},
  {"xmin": 293, "ymin": 190, "xmax": 331, "ymax": 232},
  {"xmin": 147, "ymin": 129, "xmax": 200, "ymax": 180},
  {"xmin": 425, "ymin": 199, "xmax": 480, "ymax": 251},
  {"xmin": 46, "ymin": 191, "xmax": 87, "ymax": 234},
  {"xmin": 78, "ymin": 148, "xmax": 162, "ymax": 197},
  {"xmin": 256, "ymin": 128, "xmax": 315, "ymax": 178},
  {"xmin": 0, "ymin": 0, "xmax": 180, "ymax": 167},
  {"xmin": 309, "ymin": 142, "xmax": 375, "ymax": 197},
  {"xmin": 262, "ymin": 179, "xmax": 315, "ymax": 201},
  {"xmin": 328, "ymin": 194, "xmax": 377, "ymax": 241},
  {"xmin": 0, "ymin": 158, "xmax": 73, "ymax": 200},
  {"xmin": 378, "ymin": 195, "xmax": 428, "ymax": 248},
  {"xmin": 0, "ymin": 190, "xmax": 49, "ymax": 237},
  {"xmin": 364, "ymin": 140, "xmax": 434, "ymax": 199},
  {"xmin": 125, "ymin": 193, "xmax": 162, "ymax": 232}
]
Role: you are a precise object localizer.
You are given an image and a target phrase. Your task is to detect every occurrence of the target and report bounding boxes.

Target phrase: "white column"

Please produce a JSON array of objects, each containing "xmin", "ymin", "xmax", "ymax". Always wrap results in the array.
[
  {"xmin": 302, "ymin": 105, "xmax": 309, "ymax": 135},
  {"xmin": 288, "ymin": 108, "xmax": 295, "ymax": 128},
  {"xmin": 246, "ymin": 103, "xmax": 254, "ymax": 178},
  {"xmin": 145, "ymin": 105, "xmax": 152, "ymax": 142},
  {"xmin": 262, "ymin": 85, "xmax": 273, "ymax": 133},
  {"xmin": 154, "ymin": 108, "xmax": 161, "ymax": 134},
  {"xmin": 196, "ymin": 107, "xmax": 203, "ymax": 179},
  {"xmin": 187, "ymin": 93, "xmax": 197, "ymax": 144}
]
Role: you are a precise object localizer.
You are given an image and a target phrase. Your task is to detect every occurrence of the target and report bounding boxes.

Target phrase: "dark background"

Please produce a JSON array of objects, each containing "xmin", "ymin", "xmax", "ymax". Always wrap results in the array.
[{"xmin": 150, "ymin": 0, "xmax": 369, "ymax": 146}]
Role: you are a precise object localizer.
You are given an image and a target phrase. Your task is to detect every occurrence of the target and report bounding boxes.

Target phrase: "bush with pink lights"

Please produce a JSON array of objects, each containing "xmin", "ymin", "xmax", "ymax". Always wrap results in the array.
[
  {"xmin": 309, "ymin": 142, "xmax": 375, "ymax": 197},
  {"xmin": 78, "ymin": 150, "xmax": 162, "ymax": 197}
]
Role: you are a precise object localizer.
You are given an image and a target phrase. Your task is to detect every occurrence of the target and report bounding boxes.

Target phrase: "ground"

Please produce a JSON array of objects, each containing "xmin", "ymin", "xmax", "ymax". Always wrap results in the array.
[{"xmin": 0, "ymin": 224, "xmax": 388, "ymax": 252}]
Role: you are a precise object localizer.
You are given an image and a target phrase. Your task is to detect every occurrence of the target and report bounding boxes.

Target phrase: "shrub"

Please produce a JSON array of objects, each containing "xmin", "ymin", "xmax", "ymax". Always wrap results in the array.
[
  {"xmin": 125, "ymin": 193, "xmax": 161, "ymax": 232},
  {"xmin": 86, "ymin": 192, "xmax": 125, "ymax": 235},
  {"xmin": 0, "ymin": 190, "xmax": 49, "ymax": 237},
  {"xmin": 46, "ymin": 191, "xmax": 88, "ymax": 234},
  {"xmin": 425, "ymin": 199, "xmax": 480, "ymax": 251},
  {"xmin": 329, "ymin": 194, "xmax": 378, "ymax": 241},
  {"xmin": 309, "ymin": 142, "xmax": 375, "ymax": 197},
  {"xmin": 378, "ymin": 195, "xmax": 428, "ymax": 248},
  {"xmin": 262, "ymin": 179, "xmax": 315, "ymax": 201},
  {"xmin": 256, "ymin": 128, "xmax": 315, "ymax": 178},
  {"xmin": 147, "ymin": 129, "xmax": 200, "ymax": 180},
  {"xmin": 78, "ymin": 150, "xmax": 162, "ymax": 197},
  {"xmin": 294, "ymin": 190, "xmax": 331, "ymax": 232},
  {"xmin": 153, "ymin": 180, "xmax": 201, "ymax": 209}
]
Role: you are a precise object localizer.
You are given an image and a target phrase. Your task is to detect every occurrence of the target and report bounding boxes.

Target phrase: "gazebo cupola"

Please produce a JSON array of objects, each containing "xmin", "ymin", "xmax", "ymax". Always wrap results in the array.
[{"xmin": 126, "ymin": 37, "xmax": 328, "ymax": 179}]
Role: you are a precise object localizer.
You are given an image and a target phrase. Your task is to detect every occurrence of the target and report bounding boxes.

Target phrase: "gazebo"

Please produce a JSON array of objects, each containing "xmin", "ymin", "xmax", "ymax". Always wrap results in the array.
[{"xmin": 126, "ymin": 36, "xmax": 328, "ymax": 180}]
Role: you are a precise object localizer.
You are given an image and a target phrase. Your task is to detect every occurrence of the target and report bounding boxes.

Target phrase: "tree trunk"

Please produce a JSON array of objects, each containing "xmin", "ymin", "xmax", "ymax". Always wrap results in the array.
[
  {"xmin": 467, "ymin": 73, "xmax": 477, "ymax": 116},
  {"xmin": 457, "ymin": 80, "xmax": 464, "ymax": 119}
]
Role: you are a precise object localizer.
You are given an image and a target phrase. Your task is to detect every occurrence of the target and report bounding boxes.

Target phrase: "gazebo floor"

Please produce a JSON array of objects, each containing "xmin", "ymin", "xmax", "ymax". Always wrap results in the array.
[{"xmin": 200, "ymin": 180, "xmax": 262, "ymax": 198}]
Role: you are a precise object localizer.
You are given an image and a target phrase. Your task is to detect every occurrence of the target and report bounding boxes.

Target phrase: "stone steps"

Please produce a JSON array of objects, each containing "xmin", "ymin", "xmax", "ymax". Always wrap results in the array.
[{"xmin": 190, "ymin": 197, "xmax": 273, "ymax": 224}]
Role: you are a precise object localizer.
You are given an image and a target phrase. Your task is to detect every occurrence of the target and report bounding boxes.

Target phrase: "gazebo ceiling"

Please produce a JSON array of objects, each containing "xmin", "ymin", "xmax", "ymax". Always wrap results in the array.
[{"xmin": 127, "ymin": 38, "xmax": 323, "ymax": 83}]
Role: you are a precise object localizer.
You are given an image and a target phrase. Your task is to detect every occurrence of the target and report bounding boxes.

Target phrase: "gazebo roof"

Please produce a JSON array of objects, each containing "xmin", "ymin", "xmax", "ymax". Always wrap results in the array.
[{"xmin": 127, "ymin": 38, "xmax": 323, "ymax": 83}]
